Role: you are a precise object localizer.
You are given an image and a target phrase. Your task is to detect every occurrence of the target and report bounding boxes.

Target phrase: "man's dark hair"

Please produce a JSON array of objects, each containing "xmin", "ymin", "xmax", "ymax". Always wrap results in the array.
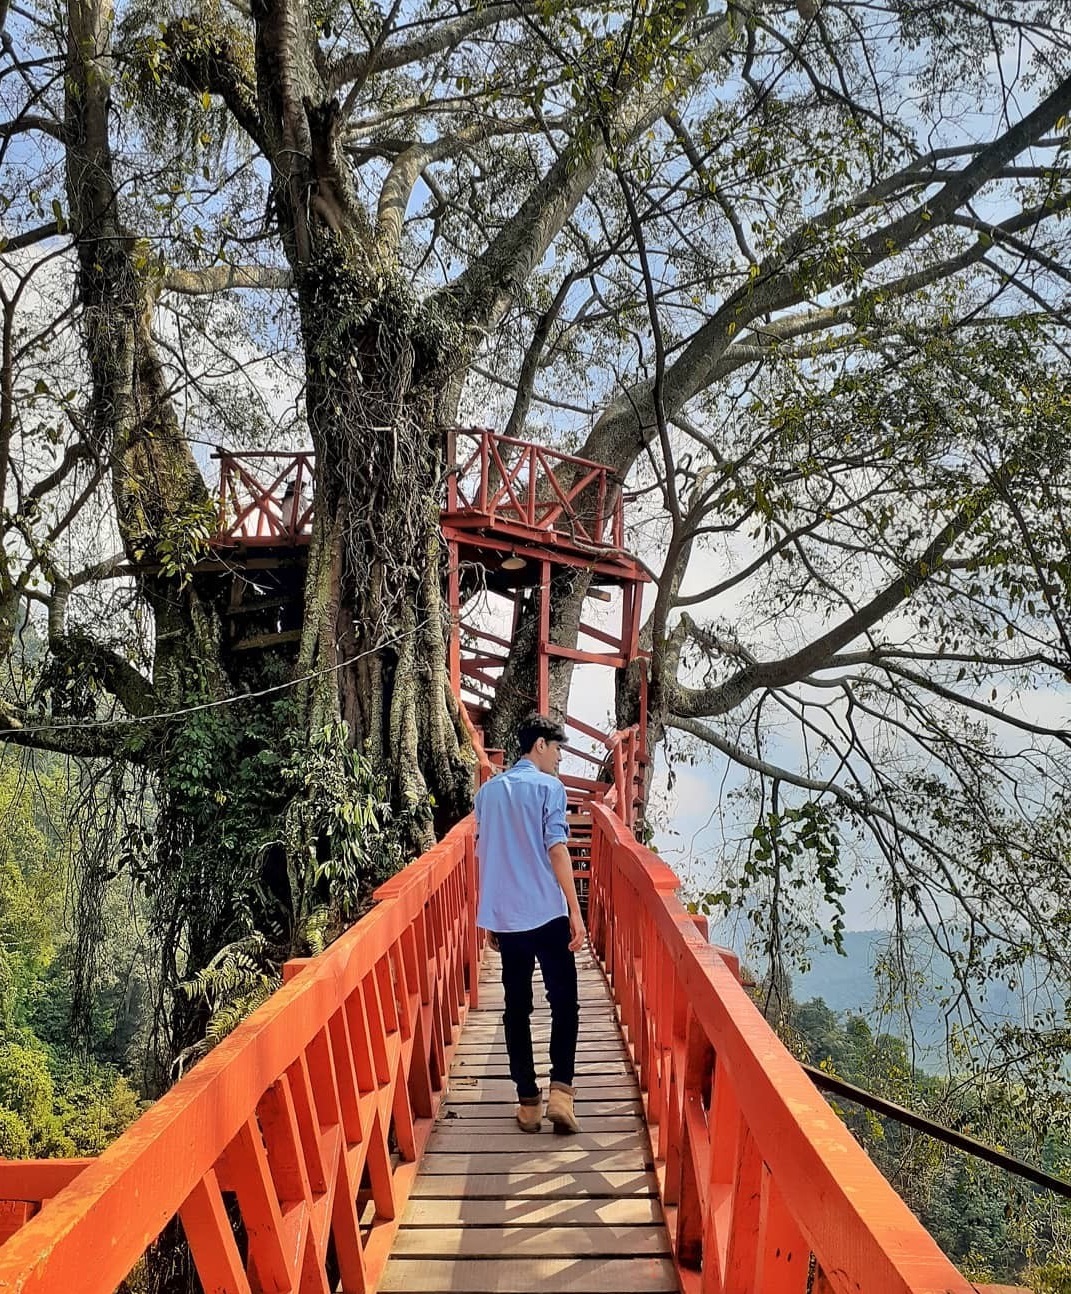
[{"xmin": 517, "ymin": 713, "xmax": 567, "ymax": 754}]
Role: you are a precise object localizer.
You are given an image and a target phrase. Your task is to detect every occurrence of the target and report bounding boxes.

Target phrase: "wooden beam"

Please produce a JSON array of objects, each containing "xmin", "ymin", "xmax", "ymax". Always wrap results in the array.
[
  {"xmin": 231, "ymin": 630, "xmax": 303, "ymax": 652},
  {"xmin": 545, "ymin": 645, "xmax": 627, "ymax": 668}
]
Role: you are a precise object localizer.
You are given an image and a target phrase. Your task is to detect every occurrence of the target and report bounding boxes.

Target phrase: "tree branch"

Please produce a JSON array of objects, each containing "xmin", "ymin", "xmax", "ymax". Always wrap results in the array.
[
  {"xmin": 161, "ymin": 264, "xmax": 293, "ymax": 294},
  {"xmin": 328, "ymin": 2, "xmax": 545, "ymax": 92},
  {"xmin": 438, "ymin": 7, "xmax": 735, "ymax": 331},
  {"xmin": 667, "ymin": 712, "xmax": 947, "ymax": 861},
  {"xmin": 583, "ymin": 73, "xmax": 1071, "ymax": 471},
  {"xmin": 503, "ymin": 269, "xmax": 582, "ymax": 438},
  {"xmin": 671, "ymin": 473, "xmax": 1004, "ymax": 719},
  {"xmin": 0, "ymin": 704, "xmax": 154, "ymax": 761},
  {"xmin": 0, "ymin": 221, "xmax": 68, "ymax": 254},
  {"xmin": 47, "ymin": 582, "xmax": 158, "ymax": 718},
  {"xmin": 376, "ymin": 118, "xmax": 554, "ymax": 256},
  {"xmin": 162, "ymin": 20, "xmax": 267, "ymax": 152}
]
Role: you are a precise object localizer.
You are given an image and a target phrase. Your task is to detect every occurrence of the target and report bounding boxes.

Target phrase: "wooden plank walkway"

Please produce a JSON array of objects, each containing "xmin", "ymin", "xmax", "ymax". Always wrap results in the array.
[{"xmin": 381, "ymin": 951, "xmax": 679, "ymax": 1293}]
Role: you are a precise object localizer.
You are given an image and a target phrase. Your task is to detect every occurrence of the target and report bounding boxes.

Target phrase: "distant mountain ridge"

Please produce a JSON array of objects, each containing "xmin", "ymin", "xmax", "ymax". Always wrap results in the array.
[{"xmin": 766, "ymin": 930, "xmax": 1059, "ymax": 1066}]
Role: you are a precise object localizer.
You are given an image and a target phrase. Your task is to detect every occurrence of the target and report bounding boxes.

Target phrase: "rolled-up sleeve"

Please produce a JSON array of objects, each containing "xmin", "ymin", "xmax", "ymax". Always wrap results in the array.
[{"xmin": 542, "ymin": 782, "xmax": 569, "ymax": 849}]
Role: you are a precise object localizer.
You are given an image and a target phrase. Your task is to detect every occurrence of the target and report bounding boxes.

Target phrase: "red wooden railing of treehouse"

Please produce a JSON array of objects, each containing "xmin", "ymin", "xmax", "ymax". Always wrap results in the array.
[
  {"xmin": 210, "ymin": 430, "xmax": 625, "ymax": 552},
  {"xmin": 444, "ymin": 427, "xmax": 626, "ymax": 549}
]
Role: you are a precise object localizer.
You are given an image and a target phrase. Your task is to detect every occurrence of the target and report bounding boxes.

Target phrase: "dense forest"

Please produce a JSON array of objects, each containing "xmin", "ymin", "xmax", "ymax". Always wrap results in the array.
[
  {"xmin": 0, "ymin": 747, "xmax": 141, "ymax": 1157},
  {"xmin": 784, "ymin": 990, "xmax": 1071, "ymax": 1289}
]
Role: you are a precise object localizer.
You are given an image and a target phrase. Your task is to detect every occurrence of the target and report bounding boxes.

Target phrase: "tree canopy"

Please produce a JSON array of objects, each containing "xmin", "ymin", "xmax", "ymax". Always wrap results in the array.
[{"xmin": 0, "ymin": 0, "xmax": 1070, "ymax": 1087}]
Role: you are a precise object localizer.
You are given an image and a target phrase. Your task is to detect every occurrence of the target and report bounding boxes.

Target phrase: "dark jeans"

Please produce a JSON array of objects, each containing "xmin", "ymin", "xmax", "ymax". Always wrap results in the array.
[{"xmin": 496, "ymin": 916, "xmax": 579, "ymax": 1101}]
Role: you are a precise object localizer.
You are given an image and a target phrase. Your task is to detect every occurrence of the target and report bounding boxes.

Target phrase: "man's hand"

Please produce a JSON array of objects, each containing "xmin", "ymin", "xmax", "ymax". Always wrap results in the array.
[{"xmin": 568, "ymin": 909, "xmax": 586, "ymax": 952}]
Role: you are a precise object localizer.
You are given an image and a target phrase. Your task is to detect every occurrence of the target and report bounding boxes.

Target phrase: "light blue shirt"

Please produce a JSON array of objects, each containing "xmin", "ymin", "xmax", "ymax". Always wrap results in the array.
[{"xmin": 474, "ymin": 759, "xmax": 570, "ymax": 933}]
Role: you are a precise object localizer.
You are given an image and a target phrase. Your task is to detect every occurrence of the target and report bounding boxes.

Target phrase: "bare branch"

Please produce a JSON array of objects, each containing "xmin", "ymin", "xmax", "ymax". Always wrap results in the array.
[
  {"xmin": 440, "ymin": 8, "xmax": 735, "ymax": 331},
  {"xmin": 671, "ymin": 473, "xmax": 1005, "ymax": 719},
  {"xmin": 328, "ymin": 2, "xmax": 545, "ymax": 93},
  {"xmin": 584, "ymin": 74, "xmax": 1071, "ymax": 470},
  {"xmin": 376, "ymin": 118, "xmax": 554, "ymax": 257},
  {"xmin": 161, "ymin": 265, "xmax": 293, "ymax": 295},
  {"xmin": 0, "ymin": 111, "xmax": 64, "ymax": 141},
  {"xmin": 0, "ymin": 221, "xmax": 68, "ymax": 254}
]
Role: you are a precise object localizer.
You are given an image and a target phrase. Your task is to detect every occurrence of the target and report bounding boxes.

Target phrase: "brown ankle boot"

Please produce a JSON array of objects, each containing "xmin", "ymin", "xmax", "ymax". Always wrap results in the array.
[
  {"xmin": 546, "ymin": 1082, "xmax": 580, "ymax": 1134},
  {"xmin": 516, "ymin": 1096, "xmax": 542, "ymax": 1133}
]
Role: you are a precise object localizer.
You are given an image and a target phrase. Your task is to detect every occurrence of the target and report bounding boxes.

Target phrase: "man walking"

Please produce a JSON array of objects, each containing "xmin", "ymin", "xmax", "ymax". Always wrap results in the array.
[{"xmin": 475, "ymin": 713, "xmax": 585, "ymax": 1134}]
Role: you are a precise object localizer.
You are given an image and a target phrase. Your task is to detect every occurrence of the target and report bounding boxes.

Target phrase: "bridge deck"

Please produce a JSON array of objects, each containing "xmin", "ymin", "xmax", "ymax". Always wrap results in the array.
[{"xmin": 380, "ymin": 952, "xmax": 679, "ymax": 1293}]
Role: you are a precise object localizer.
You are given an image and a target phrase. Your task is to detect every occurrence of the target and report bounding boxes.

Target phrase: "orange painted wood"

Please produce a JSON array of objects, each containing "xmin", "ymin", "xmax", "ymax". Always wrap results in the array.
[
  {"xmin": 588, "ymin": 799, "xmax": 978, "ymax": 1294},
  {"xmin": 674, "ymin": 1103, "xmax": 704, "ymax": 1273},
  {"xmin": 721, "ymin": 1125, "xmax": 763, "ymax": 1294},
  {"xmin": 259, "ymin": 1073, "xmax": 314, "ymax": 1207},
  {"xmin": 329, "ymin": 1006, "xmax": 365, "ymax": 1144},
  {"xmin": 180, "ymin": 1169, "xmax": 253, "ymax": 1294},
  {"xmin": 0, "ymin": 814, "xmax": 479, "ymax": 1294},
  {"xmin": 366, "ymin": 1111, "xmax": 397, "ymax": 1223},
  {"xmin": 0, "ymin": 1162, "xmax": 91, "ymax": 1201},
  {"xmin": 217, "ymin": 1117, "xmax": 293, "ymax": 1291},
  {"xmin": 0, "ymin": 1203, "xmax": 33, "ymax": 1247},
  {"xmin": 756, "ymin": 1168, "xmax": 808, "ymax": 1293},
  {"xmin": 331, "ymin": 1145, "xmax": 369, "ymax": 1294},
  {"xmin": 288, "ymin": 1053, "xmax": 329, "ymax": 1194}
]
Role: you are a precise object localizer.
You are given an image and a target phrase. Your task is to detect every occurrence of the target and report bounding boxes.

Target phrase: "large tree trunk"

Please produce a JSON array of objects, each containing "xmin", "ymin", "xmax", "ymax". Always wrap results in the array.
[
  {"xmin": 486, "ymin": 566, "xmax": 592, "ymax": 757},
  {"xmin": 58, "ymin": 0, "xmax": 478, "ymax": 1088},
  {"xmin": 295, "ymin": 258, "xmax": 474, "ymax": 837},
  {"xmin": 250, "ymin": 0, "xmax": 474, "ymax": 837}
]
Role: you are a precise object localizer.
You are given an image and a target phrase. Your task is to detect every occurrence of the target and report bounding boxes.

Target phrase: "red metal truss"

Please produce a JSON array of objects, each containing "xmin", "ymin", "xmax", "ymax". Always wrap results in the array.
[{"xmin": 446, "ymin": 555, "xmax": 649, "ymax": 817}]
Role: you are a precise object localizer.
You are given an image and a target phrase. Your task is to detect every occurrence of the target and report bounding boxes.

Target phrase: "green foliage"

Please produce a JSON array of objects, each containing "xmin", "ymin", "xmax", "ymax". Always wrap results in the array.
[
  {"xmin": 691, "ymin": 799, "xmax": 847, "ymax": 955},
  {"xmin": 0, "ymin": 1040, "xmax": 142, "ymax": 1157},
  {"xmin": 1027, "ymin": 1264, "xmax": 1071, "ymax": 1294},
  {"xmin": 0, "ymin": 1108, "xmax": 30, "ymax": 1158},
  {"xmin": 50, "ymin": 1067, "xmax": 142, "ymax": 1155},
  {"xmin": 156, "ymin": 696, "xmax": 295, "ymax": 929},
  {"xmin": 0, "ymin": 756, "xmax": 144, "ymax": 1159},
  {"xmin": 158, "ymin": 714, "xmax": 421, "ymax": 1063},
  {"xmin": 784, "ymin": 992, "xmax": 1071, "ymax": 1283},
  {"xmin": 283, "ymin": 722, "xmax": 427, "ymax": 925},
  {"xmin": 0, "ymin": 765, "xmax": 60, "ymax": 1029},
  {"xmin": 153, "ymin": 497, "xmax": 219, "ymax": 586},
  {"xmin": 178, "ymin": 934, "xmax": 278, "ymax": 1066},
  {"xmin": 0, "ymin": 1043, "xmax": 59, "ymax": 1150}
]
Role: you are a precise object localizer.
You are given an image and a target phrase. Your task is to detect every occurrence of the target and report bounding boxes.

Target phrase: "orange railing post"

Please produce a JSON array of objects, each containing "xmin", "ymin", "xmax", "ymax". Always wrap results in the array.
[{"xmin": 586, "ymin": 799, "xmax": 976, "ymax": 1294}]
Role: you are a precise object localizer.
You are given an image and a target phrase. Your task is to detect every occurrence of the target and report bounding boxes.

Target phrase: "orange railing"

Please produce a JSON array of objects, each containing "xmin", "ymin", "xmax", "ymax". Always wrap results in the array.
[
  {"xmin": 602, "ymin": 723, "xmax": 645, "ymax": 829},
  {"xmin": 213, "ymin": 430, "xmax": 626, "ymax": 552},
  {"xmin": 445, "ymin": 427, "xmax": 625, "ymax": 548},
  {"xmin": 587, "ymin": 801, "xmax": 974, "ymax": 1294},
  {"xmin": 0, "ymin": 817, "xmax": 480, "ymax": 1293},
  {"xmin": 0, "ymin": 703, "xmax": 980, "ymax": 1294},
  {"xmin": 214, "ymin": 450, "xmax": 315, "ymax": 546}
]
